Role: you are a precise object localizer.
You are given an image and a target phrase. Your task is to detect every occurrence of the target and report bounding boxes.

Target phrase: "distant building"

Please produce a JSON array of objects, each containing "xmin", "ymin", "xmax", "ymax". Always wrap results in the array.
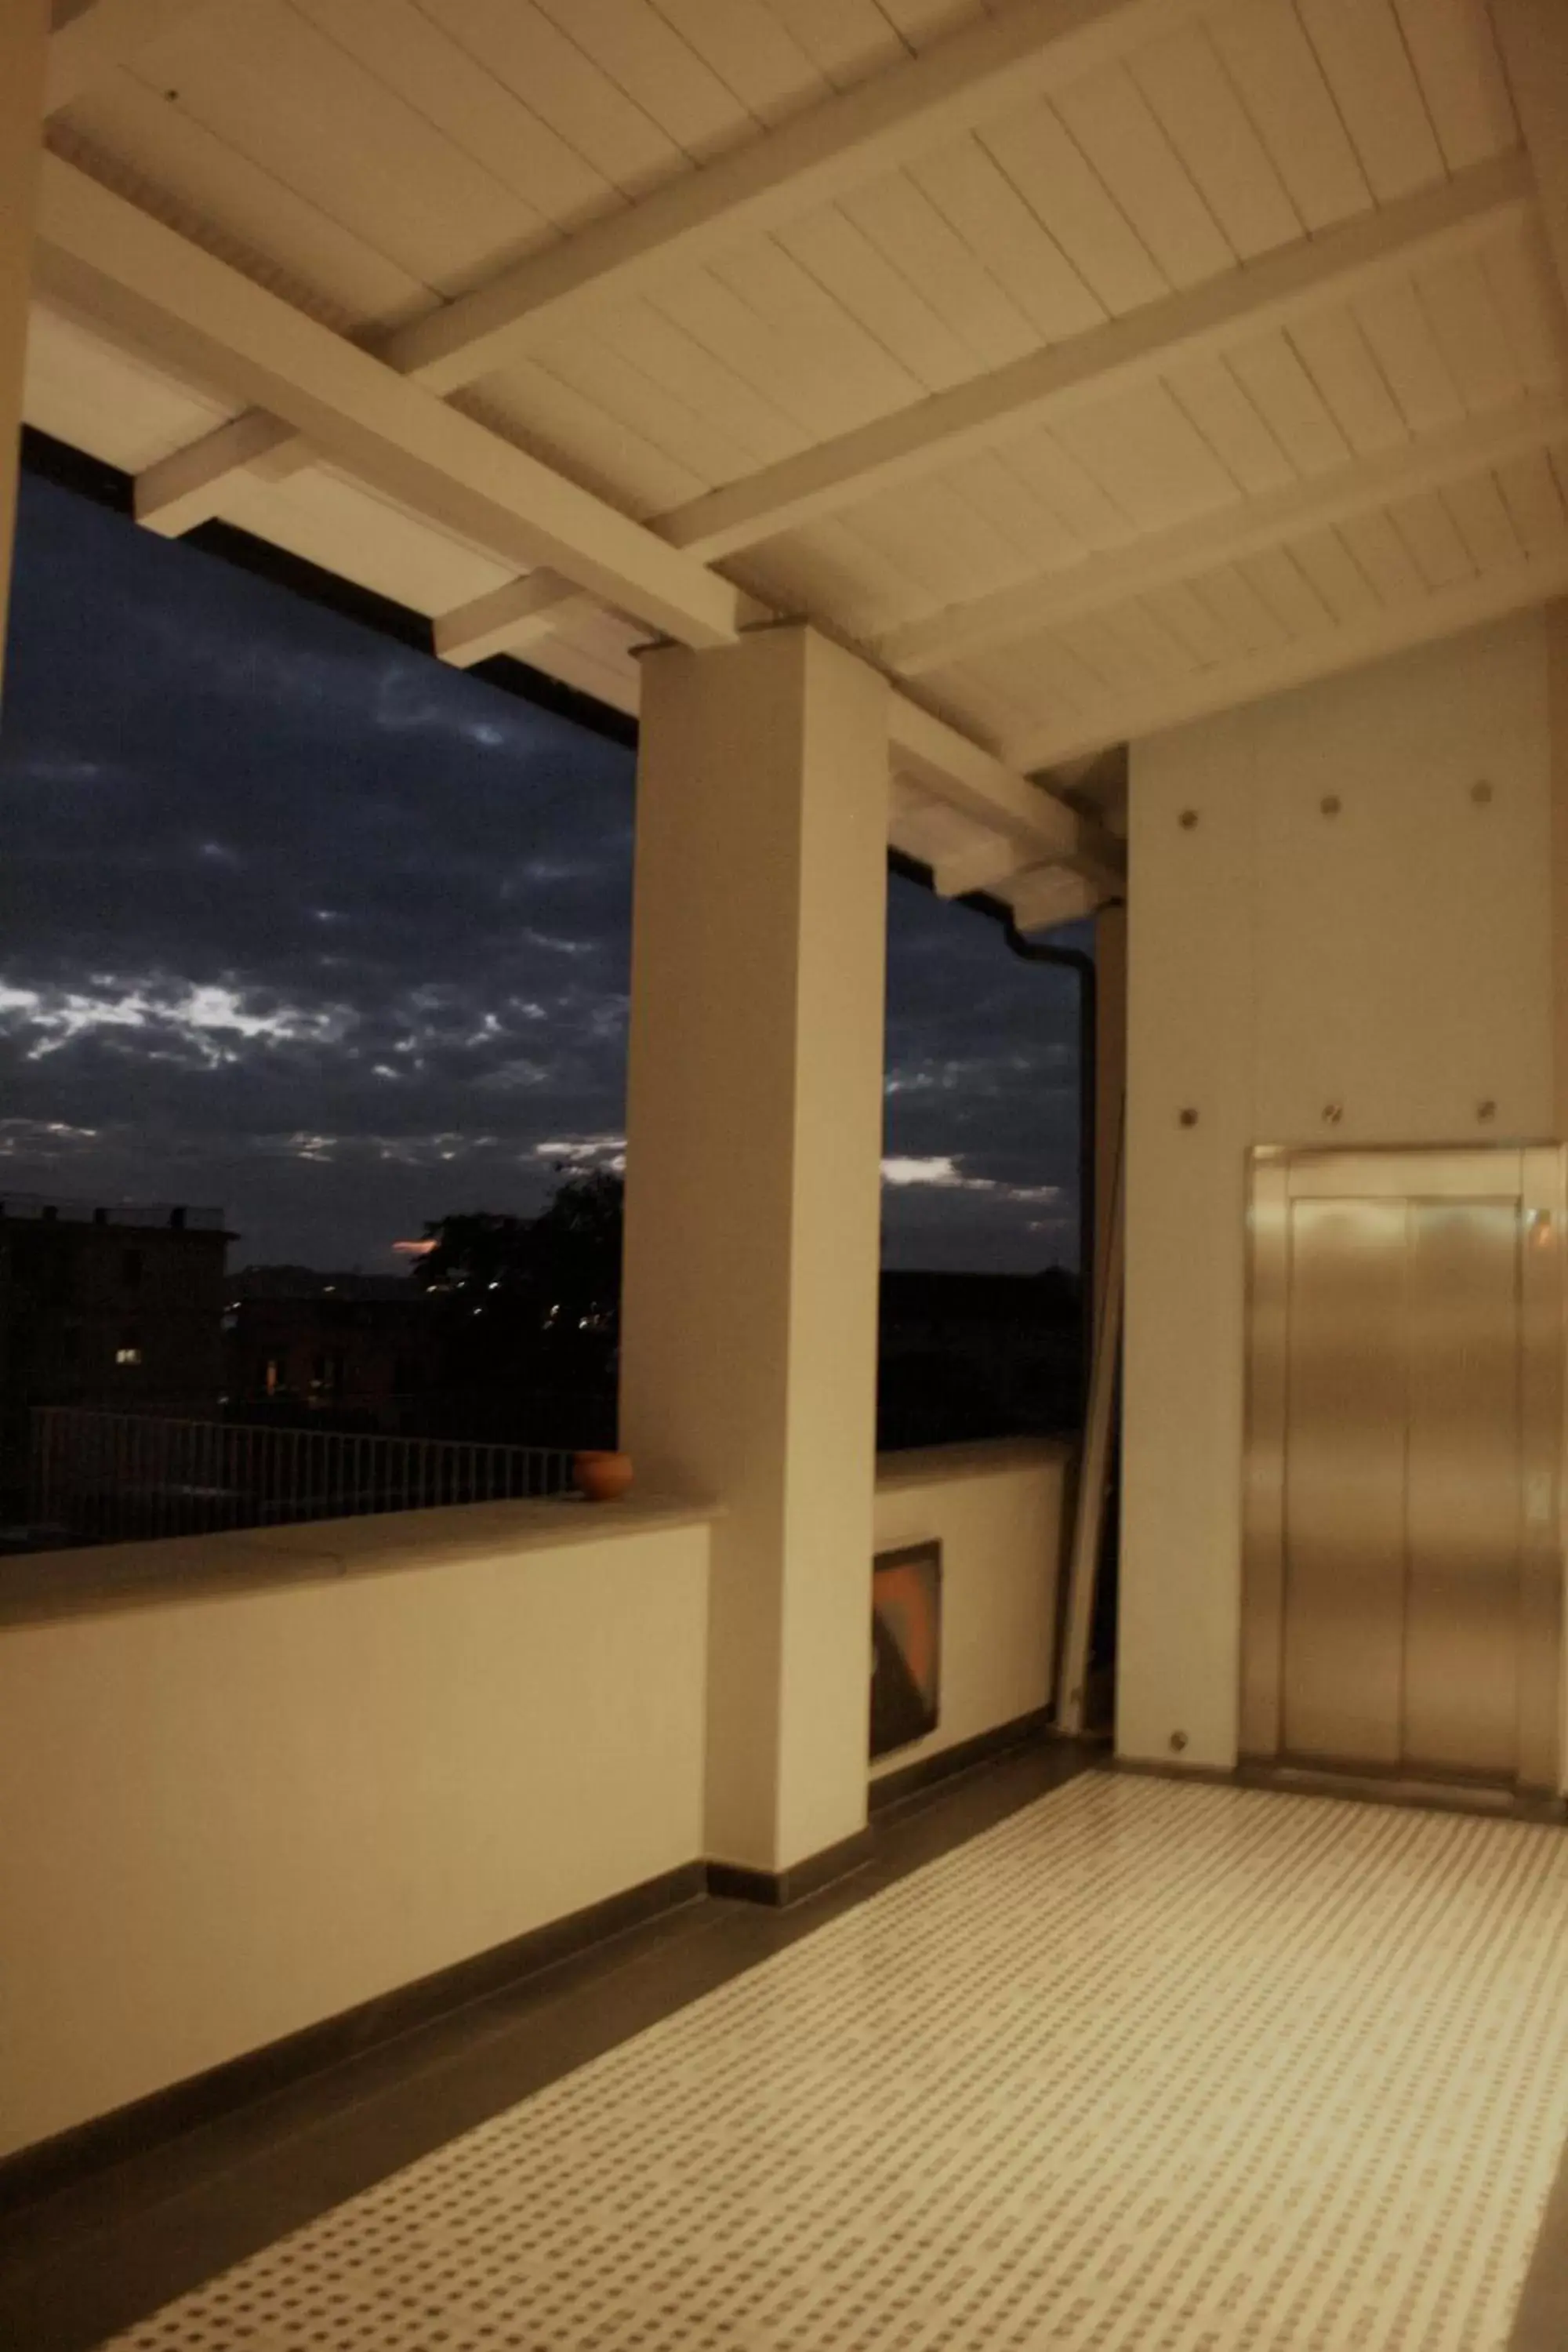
[
  {"xmin": 0, "ymin": 1195, "xmax": 230, "ymax": 1413},
  {"xmin": 0, "ymin": 1196, "xmax": 230, "ymax": 1512},
  {"xmin": 225, "ymin": 1268, "xmax": 437, "ymax": 1425}
]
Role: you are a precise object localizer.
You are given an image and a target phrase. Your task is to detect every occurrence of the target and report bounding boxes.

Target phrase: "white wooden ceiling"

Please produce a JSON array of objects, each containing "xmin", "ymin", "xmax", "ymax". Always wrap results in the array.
[{"xmin": 23, "ymin": 0, "xmax": 1568, "ymax": 927}]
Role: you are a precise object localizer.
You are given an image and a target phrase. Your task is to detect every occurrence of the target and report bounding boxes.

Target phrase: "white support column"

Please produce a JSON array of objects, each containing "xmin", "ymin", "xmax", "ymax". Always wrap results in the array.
[
  {"xmin": 0, "ymin": 2, "xmax": 48, "ymax": 690},
  {"xmin": 621, "ymin": 625, "xmax": 890, "ymax": 1879}
]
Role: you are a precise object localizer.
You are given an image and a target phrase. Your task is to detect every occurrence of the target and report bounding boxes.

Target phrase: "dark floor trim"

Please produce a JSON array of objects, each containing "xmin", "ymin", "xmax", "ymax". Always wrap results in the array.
[
  {"xmin": 869, "ymin": 1707, "xmax": 1056, "ymax": 1813},
  {"xmin": 0, "ymin": 1859, "xmax": 704, "ymax": 2220},
  {"xmin": 1113, "ymin": 1751, "xmax": 1568, "ymax": 1825},
  {"xmin": 706, "ymin": 1826, "xmax": 874, "ymax": 1908}
]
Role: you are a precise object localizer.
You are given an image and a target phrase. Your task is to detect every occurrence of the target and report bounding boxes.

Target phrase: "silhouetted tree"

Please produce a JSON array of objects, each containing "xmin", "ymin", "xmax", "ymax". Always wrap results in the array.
[{"xmin": 413, "ymin": 1174, "xmax": 624, "ymax": 1403}]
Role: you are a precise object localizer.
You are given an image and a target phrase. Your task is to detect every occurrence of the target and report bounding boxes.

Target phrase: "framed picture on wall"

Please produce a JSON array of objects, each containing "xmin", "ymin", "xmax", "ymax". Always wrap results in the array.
[{"xmin": 870, "ymin": 1540, "xmax": 942, "ymax": 1759}]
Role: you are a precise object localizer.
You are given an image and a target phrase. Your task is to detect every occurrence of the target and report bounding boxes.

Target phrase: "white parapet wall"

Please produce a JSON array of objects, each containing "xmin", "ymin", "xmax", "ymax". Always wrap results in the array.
[
  {"xmin": 872, "ymin": 1438, "xmax": 1073, "ymax": 1782},
  {"xmin": 0, "ymin": 1497, "xmax": 715, "ymax": 2161}
]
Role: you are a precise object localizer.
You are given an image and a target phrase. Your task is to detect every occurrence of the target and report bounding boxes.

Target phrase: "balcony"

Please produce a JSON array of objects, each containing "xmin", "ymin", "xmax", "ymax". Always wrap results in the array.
[{"xmin": 6, "ymin": 2, "xmax": 1568, "ymax": 2347}]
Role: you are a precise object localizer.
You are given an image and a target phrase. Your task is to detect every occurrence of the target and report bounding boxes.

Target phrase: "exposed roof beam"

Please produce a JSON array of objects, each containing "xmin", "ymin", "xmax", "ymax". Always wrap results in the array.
[
  {"xmin": 1497, "ymin": 1, "xmax": 1568, "ymax": 327},
  {"xmin": 881, "ymin": 391, "xmax": 1568, "ymax": 672},
  {"xmin": 657, "ymin": 157, "xmax": 1534, "ymax": 561},
  {"xmin": 887, "ymin": 693, "xmax": 1123, "ymax": 887},
  {"xmin": 931, "ymin": 837, "xmax": 1045, "ymax": 899},
  {"xmin": 1004, "ymin": 866, "xmax": 1102, "ymax": 933},
  {"xmin": 46, "ymin": 0, "xmax": 221, "ymax": 115},
  {"xmin": 433, "ymin": 160, "xmax": 1541, "ymax": 674},
  {"xmin": 385, "ymin": 0, "xmax": 1212, "ymax": 395},
  {"xmin": 432, "ymin": 569, "xmax": 593, "ymax": 668},
  {"xmin": 1003, "ymin": 543, "xmax": 1568, "ymax": 773},
  {"xmin": 127, "ymin": 0, "xmax": 1210, "ymax": 524},
  {"xmin": 32, "ymin": 155, "xmax": 741, "ymax": 649}
]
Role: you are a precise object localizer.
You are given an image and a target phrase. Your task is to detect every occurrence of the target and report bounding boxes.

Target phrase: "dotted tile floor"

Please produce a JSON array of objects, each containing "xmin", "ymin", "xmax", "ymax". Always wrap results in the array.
[{"xmin": 104, "ymin": 1776, "xmax": 1568, "ymax": 2352}]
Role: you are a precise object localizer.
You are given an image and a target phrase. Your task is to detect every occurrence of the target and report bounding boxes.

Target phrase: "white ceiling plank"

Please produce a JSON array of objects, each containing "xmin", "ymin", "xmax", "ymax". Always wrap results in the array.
[
  {"xmin": 1494, "ymin": 0, "xmax": 1568, "ymax": 336},
  {"xmin": 1204, "ymin": 0, "xmax": 1370, "ymax": 233},
  {"xmin": 1326, "ymin": 510, "xmax": 1424, "ymax": 607},
  {"xmin": 1127, "ymin": 21, "xmax": 1300, "ymax": 260},
  {"xmin": 34, "ymin": 154, "xmax": 742, "ymax": 647},
  {"xmin": 1289, "ymin": 524, "xmax": 1381, "ymax": 624},
  {"xmin": 1494, "ymin": 448, "xmax": 1568, "ymax": 557},
  {"xmin": 655, "ymin": 155, "xmax": 1534, "ymax": 557},
  {"xmin": 45, "ymin": 0, "xmax": 224, "ymax": 114},
  {"xmin": 1162, "ymin": 354, "xmax": 1294, "ymax": 494},
  {"xmin": 879, "ymin": 390, "xmax": 1568, "ymax": 668},
  {"xmin": 1189, "ymin": 562, "xmax": 1288, "ymax": 655},
  {"xmin": 1352, "ymin": 279, "xmax": 1465, "ymax": 435},
  {"xmin": 1004, "ymin": 540, "xmax": 1568, "ymax": 769},
  {"xmin": 1415, "ymin": 249, "xmax": 1524, "ymax": 416},
  {"xmin": 978, "ymin": 97, "xmax": 1165, "ymax": 316},
  {"xmin": 1483, "ymin": 222, "xmax": 1568, "ymax": 397},
  {"xmin": 1225, "ymin": 329, "xmax": 1350, "ymax": 477},
  {"xmin": 906, "ymin": 137, "xmax": 1105, "ymax": 344},
  {"xmin": 1051, "ymin": 60, "xmax": 1233, "ymax": 289},
  {"xmin": 1295, "ymin": 0, "xmax": 1446, "ymax": 204},
  {"xmin": 1385, "ymin": 488, "xmax": 1475, "ymax": 590},
  {"xmin": 1287, "ymin": 309, "xmax": 1407, "ymax": 457},
  {"xmin": 1440, "ymin": 470, "xmax": 1526, "ymax": 571},
  {"xmin": 1236, "ymin": 545, "xmax": 1334, "ymax": 638},
  {"xmin": 1392, "ymin": 0, "xmax": 1516, "ymax": 174}
]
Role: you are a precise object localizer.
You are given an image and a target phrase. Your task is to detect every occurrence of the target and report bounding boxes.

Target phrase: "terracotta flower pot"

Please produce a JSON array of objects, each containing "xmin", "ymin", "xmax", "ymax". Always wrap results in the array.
[{"xmin": 574, "ymin": 1449, "xmax": 633, "ymax": 1503}]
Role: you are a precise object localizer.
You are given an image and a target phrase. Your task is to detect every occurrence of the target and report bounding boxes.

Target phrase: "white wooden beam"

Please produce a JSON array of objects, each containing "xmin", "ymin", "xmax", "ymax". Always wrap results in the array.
[
  {"xmin": 932, "ymin": 837, "xmax": 1042, "ymax": 899},
  {"xmin": 46, "ymin": 0, "xmax": 223, "ymax": 115},
  {"xmin": 1497, "ymin": 0, "xmax": 1568, "ymax": 325},
  {"xmin": 1004, "ymin": 866, "xmax": 1102, "ymax": 932},
  {"xmin": 33, "ymin": 155, "xmax": 741, "ymax": 649},
  {"xmin": 122, "ymin": 0, "xmax": 1214, "ymax": 520},
  {"xmin": 657, "ymin": 157, "xmax": 1534, "ymax": 561},
  {"xmin": 1003, "ymin": 545, "xmax": 1568, "ymax": 773},
  {"xmin": 887, "ymin": 691, "xmax": 1122, "ymax": 883},
  {"xmin": 136, "ymin": 408, "xmax": 298, "ymax": 537},
  {"xmin": 882, "ymin": 390, "xmax": 1568, "ymax": 672},
  {"xmin": 431, "ymin": 570, "xmax": 593, "ymax": 667}
]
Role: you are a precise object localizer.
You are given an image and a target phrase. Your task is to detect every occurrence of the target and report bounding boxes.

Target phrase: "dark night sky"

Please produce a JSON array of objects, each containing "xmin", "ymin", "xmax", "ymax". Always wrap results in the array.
[{"xmin": 0, "ymin": 473, "xmax": 1083, "ymax": 1274}]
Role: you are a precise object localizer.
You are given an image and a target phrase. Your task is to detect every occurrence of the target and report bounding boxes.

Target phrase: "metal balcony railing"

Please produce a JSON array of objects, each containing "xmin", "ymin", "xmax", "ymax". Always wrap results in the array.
[{"xmin": 29, "ymin": 1406, "xmax": 575, "ymax": 1548}]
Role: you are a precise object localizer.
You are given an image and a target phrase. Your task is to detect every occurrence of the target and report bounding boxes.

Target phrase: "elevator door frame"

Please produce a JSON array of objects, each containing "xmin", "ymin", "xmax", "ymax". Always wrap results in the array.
[{"xmin": 1241, "ymin": 1144, "xmax": 1566, "ymax": 1795}]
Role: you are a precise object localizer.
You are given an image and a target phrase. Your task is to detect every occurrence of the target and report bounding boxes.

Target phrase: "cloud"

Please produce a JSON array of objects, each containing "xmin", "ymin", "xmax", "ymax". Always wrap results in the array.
[
  {"xmin": 535, "ymin": 1135, "xmax": 627, "ymax": 1172},
  {"xmin": 0, "ymin": 474, "xmax": 1083, "ymax": 1271},
  {"xmin": 881, "ymin": 1154, "xmax": 993, "ymax": 1191}
]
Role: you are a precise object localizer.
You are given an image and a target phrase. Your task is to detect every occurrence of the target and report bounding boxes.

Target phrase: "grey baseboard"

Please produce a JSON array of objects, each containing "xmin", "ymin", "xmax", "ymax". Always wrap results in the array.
[
  {"xmin": 868, "ymin": 1706, "xmax": 1057, "ymax": 1813},
  {"xmin": 705, "ymin": 1825, "xmax": 875, "ymax": 1907},
  {"xmin": 0, "ymin": 1859, "xmax": 706, "ymax": 2220}
]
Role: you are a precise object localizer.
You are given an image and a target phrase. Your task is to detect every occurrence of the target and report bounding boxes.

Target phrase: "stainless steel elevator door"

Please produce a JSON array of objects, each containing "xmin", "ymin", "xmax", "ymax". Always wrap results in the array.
[
  {"xmin": 1243, "ymin": 1147, "xmax": 1565, "ymax": 1795},
  {"xmin": 1280, "ymin": 1195, "xmax": 1521, "ymax": 1776},
  {"xmin": 1281, "ymin": 1198, "xmax": 1409, "ymax": 1768},
  {"xmin": 1403, "ymin": 1201, "xmax": 1522, "ymax": 1776}
]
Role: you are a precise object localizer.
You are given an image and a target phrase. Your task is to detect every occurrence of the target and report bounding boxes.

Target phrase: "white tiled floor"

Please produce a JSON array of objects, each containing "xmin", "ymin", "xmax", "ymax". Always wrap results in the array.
[{"xmin": 107, "ymin": 1777, "xmax": 1568, "ymax": 2352}]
